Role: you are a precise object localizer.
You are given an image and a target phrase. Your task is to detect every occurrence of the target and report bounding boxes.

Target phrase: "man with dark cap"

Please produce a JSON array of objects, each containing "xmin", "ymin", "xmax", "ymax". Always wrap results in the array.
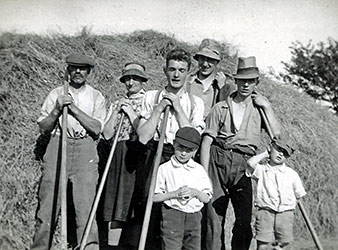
[
  {"xmin": 31, "ymin": 53, "xmax": 106, "ymax": 250},
  {"xmin": 186, "ymin": 38, "xmax": 234, "ymax": 119},
  {"xmin": 200, "ymin": 56, "xmax": 281, "ymax": 250}
]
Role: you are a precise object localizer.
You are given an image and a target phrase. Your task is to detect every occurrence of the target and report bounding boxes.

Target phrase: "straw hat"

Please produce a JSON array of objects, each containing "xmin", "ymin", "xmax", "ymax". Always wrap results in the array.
[
  {"xmin": 233, "ymin": 56, "xmax": 259, "ymax": 79},
  {"xmin": 193, "ymin": 38, "xmax": 221, "ymax": 61},
  {"xmin": 119, "ymin": 62, "xmax": 148, "ymax": 83}
]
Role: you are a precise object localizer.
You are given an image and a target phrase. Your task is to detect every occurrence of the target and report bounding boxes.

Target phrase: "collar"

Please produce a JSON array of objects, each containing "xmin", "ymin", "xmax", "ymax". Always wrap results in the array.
[
  {"xmin": 69, "ymin": 83, "xmax": 87, "ymax": 94},
  {"xmin": 163, "ymin": 87, "xmax": 187, "ymax": 98},
  {"xmin": 170, "ymin": 155, "xmax": 195, "ymax": 170},
  {"xmin": 266, "ymin": 163, "xmax": 287, "ymax": 173},
  {"xmin": 126, "ymin": 89, "xmax": 145, "ymax": 100},
  {"xmin": 191, "ymin": 71, "xmax": 225, "ymax": 89}
]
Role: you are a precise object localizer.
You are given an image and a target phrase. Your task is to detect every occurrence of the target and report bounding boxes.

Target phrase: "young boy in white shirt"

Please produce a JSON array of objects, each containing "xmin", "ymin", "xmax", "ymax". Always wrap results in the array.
[
  {"xmin": 154, "ymin": 127, "xmax": 213, "ymax": 250},
  {"xmin": 247, "ymin": 139, "xmax": 306, "ymax": 250}
]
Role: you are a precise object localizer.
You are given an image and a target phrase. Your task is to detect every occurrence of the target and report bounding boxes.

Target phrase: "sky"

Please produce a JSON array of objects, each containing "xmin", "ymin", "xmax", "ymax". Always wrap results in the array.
[{"xmin": 1, "ymin": 0, "xmax": 338, "ymax": 73}]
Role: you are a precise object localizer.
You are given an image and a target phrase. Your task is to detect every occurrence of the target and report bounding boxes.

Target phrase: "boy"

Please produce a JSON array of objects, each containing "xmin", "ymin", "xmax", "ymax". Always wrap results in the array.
[
  {"xmin": 154, "ymin": 127, "xmax": 213, "ymax": 250},
  {"xmin": 247, "ymin": 139, "xmax": 306, "ymax": 250}
]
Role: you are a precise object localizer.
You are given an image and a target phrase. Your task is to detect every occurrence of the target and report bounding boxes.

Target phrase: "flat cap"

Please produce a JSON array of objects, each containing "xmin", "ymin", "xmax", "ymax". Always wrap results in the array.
[
  {"xmin": 272, "ymin": 138, "xmax": 295, "ymax": 157},
  {"xmin": 175, "ymin": 127, "xmax": 201, "ymax": 150},
  {"xmin": 66, "ymin": 53, "xmax": 95, "ymax": 67}
]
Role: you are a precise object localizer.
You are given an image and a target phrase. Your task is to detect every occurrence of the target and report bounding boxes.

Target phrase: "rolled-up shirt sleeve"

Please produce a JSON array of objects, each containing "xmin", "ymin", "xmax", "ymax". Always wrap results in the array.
[
  {"xmin": 293, "ymin": 174, "xmax": 306, "ymax": 199},
  {"xmin": 191, "ymin": 96, "xmax": 205, "ymax": 133},
  {"xmin": 203, "ymin": 102, "xmax": 227, "ymax": 138},
  {"xmin": 93, "ymin": 91, "xmax": 107, "ymax": 132},
  {"xmin": 37, "ymin": 89, "xmax": 59, "ymax": 124},
  {"xmin": 154, "ymin": 164, "xmax": 166, "ymax": 194},
  {"xmin": 140, "ymin": 90, "xmax": 156, "ymax": 121}
]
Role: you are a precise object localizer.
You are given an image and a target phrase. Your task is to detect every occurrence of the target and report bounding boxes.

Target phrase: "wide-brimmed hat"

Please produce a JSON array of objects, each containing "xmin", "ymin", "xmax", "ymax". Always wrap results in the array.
[
  {"xmin": 119, "ymin": 62, "xmax": 148, "ymax": 83},
  {"xmin": 66, "ymin": 53, "xmax": 95, "ymax": 67},
  {"xmin": 193, "ymin": 38, "xmax": 221, "ymax": 61},
  {"xmin": 175, "ymin": 127, "xmax": 201, "ymax": 150},
  {"xmin": 233, "ymin": 56, "xmax": 259, "ymax": 79},
  {"xmin": 272, "ymin": 138, "xmax": 295, "ymax": 157}
]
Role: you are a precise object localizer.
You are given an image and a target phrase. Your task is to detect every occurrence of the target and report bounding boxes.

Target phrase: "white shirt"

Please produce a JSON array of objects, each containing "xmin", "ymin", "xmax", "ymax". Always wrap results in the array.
[
  {"xmin": 154, "ymin": 156, "xmax": 213, "ymax": 213},
  {"xmin": 140, "ymin": 89, "xmax": 205, "ymax": 144},
  {"xmin": 252, "ymin": 163, "xmax": 306, "ymax": 212},
  {"xmin": 38, "ymin": 84, "xmax": 106, "ymax": 138}
]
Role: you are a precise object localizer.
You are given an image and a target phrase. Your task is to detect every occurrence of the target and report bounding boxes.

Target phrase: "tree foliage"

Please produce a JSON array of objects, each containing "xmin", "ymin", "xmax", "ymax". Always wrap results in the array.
[{"xmin": 281, "ymin": 39, "xmax": 338, "ymax": 112}]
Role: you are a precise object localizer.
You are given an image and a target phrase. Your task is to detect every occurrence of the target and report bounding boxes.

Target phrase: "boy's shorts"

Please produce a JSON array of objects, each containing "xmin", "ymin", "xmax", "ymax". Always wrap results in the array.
[{"xmin": 255, "ymin": 208, "xmax": 294, "ymax": 243}]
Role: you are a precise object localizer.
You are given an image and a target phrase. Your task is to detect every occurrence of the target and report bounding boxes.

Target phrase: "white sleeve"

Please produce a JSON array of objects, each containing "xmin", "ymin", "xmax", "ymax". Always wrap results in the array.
[
  {"xmin": 154, "ymin": 164, "xmax": 167, "ymax": 194},
  {"xmin": 191, "ymin": 96, "xmax": 205, "ymax": 133}
]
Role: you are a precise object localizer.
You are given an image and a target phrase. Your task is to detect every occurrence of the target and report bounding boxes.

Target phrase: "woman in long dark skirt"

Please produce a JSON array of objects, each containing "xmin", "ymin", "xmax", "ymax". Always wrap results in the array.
[{"xmin": 100, "ymin": 62, "xmax": 148, "ymax": 246}]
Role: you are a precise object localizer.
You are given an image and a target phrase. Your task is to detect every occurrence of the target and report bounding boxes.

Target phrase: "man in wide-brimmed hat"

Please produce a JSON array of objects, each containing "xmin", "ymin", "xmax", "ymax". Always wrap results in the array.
[
  {"xmin": 200, "ymin": 56, "xmax": 281, "ymax": 250},
  {"xmin": 186, "ymin": 38, "xmax": 233, "ymax": 119},
  {"xmin": 31, "ymin": 53, "xmax": 106, "ymax": 250}
]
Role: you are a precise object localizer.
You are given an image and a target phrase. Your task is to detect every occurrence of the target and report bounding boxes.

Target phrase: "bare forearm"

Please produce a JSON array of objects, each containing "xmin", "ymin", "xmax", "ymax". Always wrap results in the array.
[
  {"xmin": 247, "ymin": 150, "xmax": 269, "ymax": 169},
  {"xmin": 102, "ymin": 110, "xmax": 118, "ymax": 140},
  {"xmin": 125, "ymin": 109, "xmax": 140, "ymax": 130},
  {"xmin": 38, "ymin": 108, "xmax": 61, "ymax": 134},
  {"xmin": 174, "ymin": 106, "xmax": 190, "ymax": 127},
  {"xmin": 200, "ymin": 135, "xmax": 213, "ymax": 171},
  {"xmin": 137, "ymin": 107, "xmax": 163, "ymax": 144},
  {"xmin": 192, "ymin": 189, "xmax": 211, "ymax": 203},
  {"xmin": 71, "ymin": 108, "xmax": 101, "ymax": 138},
  {"xmin": 153, "ymin": 191, "xmax": 177, "ymax": 202}
]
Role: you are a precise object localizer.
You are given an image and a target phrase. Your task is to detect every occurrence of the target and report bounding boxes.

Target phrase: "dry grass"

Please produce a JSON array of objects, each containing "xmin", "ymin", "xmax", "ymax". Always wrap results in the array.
[{"xmin": 0, "ymin": 29, "xmax": 337, "ymax": 249}]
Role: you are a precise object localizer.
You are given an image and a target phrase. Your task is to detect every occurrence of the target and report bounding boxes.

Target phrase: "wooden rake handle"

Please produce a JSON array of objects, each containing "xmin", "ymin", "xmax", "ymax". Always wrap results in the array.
[
  {"xmin": 78, "ymin": 113, "xmax": 126, "ymax": 250},
  {"xmin": 60, "ymin": 80, "xmax": 69, "ymax": 250},
  {"xmin": 138, "ymin": 106, "xmax": 171, "ymax": 250}
]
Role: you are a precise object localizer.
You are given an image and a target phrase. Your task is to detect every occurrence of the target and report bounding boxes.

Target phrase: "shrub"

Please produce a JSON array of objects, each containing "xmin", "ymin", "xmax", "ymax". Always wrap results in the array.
[{"xmin": 281, "ymin": 39, "xmax": 338, "ymax": 112}]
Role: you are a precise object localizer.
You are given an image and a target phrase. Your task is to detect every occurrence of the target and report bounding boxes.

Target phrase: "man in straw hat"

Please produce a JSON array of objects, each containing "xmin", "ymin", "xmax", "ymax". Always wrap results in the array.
[
  {"xmin": 31, "ymin": 53, "xmax": 106, "ymax": 250},
  {"xmin": 186, "ymin": 38, "xmax": 233, "ymax": 119},
  {"xmin": 200, "ymin": 56, "xmax": 281, "ymax": 250}
]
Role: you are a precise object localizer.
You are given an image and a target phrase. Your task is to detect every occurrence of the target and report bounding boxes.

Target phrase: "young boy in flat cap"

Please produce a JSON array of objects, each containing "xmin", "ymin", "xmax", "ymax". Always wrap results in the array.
[
  {"xmin": 247, "ymin": 139, "xmax": 306, "ymax": 250},
  {"xmin": 154, "ymin": 127, "xmax": 213, "ymax": 250},
  {"xmin": 32, "ymin": 53, "xmax": 106, "ymax": 250}
]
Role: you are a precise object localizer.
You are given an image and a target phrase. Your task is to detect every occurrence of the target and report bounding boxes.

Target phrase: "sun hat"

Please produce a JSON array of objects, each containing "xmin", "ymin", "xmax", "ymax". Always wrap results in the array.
[
  {"xmin": 66, "ymin": 53, "xmax": 95, "ymax": 67},
  {"xmin": 272, "ymin": 138, "xmax": 295, "ymax": 157},
  {"xmin": 119, "ymin": 62, "xmax": 148, "ymax": 83},
  {"xmin": 233, "ymin": 56, "xmax": 259, "ymax": 79},
  {"xmin": 193, "ymin": 38, "xmax": 221, "ymax": 61},
  {"xmin": 175, "ymin": 127, "xmax": 201, "ymax": 150}
]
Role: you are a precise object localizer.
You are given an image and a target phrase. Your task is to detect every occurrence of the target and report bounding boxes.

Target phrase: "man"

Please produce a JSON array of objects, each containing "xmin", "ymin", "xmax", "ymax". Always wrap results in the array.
[
  {"xmin": 31, "ymin": 53, "xmax": 106, "ymax": 250},
  {"xmin": 200, "ymin": 56, "xmax": 281, "ymax": 250},
  {"xmin": 125, "ymin": 48, "xmax": 205, "ymax": 250},
  {"xmin": 186, "ymin": 38, "xmax": 233, "ymax": 119}
]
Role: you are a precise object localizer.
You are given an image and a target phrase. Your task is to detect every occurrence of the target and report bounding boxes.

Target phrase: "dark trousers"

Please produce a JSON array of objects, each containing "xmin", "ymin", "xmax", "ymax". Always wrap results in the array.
[
  {"xmin": 161, "ymin": 204, "xmax": 202, "ymax": 250},
  {"xmin": 120, "ymin": 140, "xmax": 174, "ymax": 250},
  {"xmin": 204, "ymin": 143, "xmax": 253, "ymax": 250},
  {"xmin": 31, "ymin": 135, "xmax": 99, "ymax": 250}
]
